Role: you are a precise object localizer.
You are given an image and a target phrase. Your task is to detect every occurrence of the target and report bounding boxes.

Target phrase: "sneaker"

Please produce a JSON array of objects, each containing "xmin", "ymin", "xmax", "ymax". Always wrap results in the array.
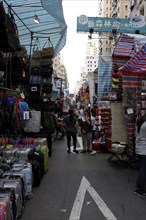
[
  {"xmin": 134, "ymin": 189, "xmax": 146, "ymax": 197},
  {"xmin": 80, "ymin": 150, "xmax": 86, "ymax": 153},
  {"xmin": 67, "ymin": 149, "xmax": 71, "ymax": 153},
  {"xmin": 90, "ymin": 150, "xmax": 97, "ymax": 155},
  {"xmin": 73, "ymin": 149, "xmax": 79, "ymax": 154},
  {"xmin": 87, "ymin": 149, "xmax": 92, "ymax": 153}
]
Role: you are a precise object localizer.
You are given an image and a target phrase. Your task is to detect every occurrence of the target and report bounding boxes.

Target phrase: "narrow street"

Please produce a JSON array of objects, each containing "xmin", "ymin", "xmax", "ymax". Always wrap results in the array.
[{"xmin": 20, "ymin": 137, "xmax": 146, "ymax": 220}]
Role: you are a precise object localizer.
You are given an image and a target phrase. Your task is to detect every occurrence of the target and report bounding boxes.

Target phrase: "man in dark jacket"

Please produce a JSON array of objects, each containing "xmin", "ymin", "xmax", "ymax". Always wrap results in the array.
[
  {"xmin": 43, "ymin": 110, "xmax": 58, "ymax": 157},
  {"xmin": 63, "ymin": 109, "xmax": 78, "ymax": 154}
]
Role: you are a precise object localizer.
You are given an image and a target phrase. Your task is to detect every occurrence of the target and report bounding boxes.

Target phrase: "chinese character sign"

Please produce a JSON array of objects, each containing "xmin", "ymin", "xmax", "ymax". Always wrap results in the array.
[{"xmin": 77, "ymin": 15, "xmax": 146, "ymax": 34}]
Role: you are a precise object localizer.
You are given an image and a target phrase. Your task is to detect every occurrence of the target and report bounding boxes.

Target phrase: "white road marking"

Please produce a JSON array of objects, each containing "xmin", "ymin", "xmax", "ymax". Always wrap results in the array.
[
  {"xmin": 69, "ymin": 176, "xmax": 117, "ymax": 220},
  {"xmin": 60, "ymin": 209, "xmax": 67, "ymax": 212}
]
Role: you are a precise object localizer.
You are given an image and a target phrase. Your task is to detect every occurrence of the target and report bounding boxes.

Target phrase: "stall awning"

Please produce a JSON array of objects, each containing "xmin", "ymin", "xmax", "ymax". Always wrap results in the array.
[
  {"xmin": 2, "ymin": 0, "xmax": 67, "ymax": 56},
  {"xmin": 112, "ymin": 33, "xmax": 146, "ymax": 69},
  {"xmin": 113, "ymin": 33, "xmax": 136, "ymax": 57}
]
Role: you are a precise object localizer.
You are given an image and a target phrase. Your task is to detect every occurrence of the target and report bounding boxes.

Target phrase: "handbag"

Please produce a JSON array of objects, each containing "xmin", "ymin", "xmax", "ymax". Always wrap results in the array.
[
  {"xmin": 41, "ymin": 66, "xmax": 53, "ymax": 77},
  {"xmin": 41, "ymin": 47, "xmax": 54, "ymax": 58},
  {"xmin": 40, "ymin": 58, "xmax": 53, "ymax": 66},
  {"xmin": 31, "ymin": 67, "xmax": 41, "ymax": 75},
  {"xmin": 29, "ymin": 75, "xmax": 43, "ymax": 84},
  {"xmin": 41, "ymin": 84, "xmax": 52, "ymax": 93}
]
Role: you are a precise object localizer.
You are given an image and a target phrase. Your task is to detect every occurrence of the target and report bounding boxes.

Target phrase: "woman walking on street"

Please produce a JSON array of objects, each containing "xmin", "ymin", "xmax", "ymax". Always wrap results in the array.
[
  {"xmin": 78, "ymin": 110, "xmax": 92, "ymax": 153},
  {"xmin": 134, "ymin": 113, "xmax": 146, "ymax": 197}
]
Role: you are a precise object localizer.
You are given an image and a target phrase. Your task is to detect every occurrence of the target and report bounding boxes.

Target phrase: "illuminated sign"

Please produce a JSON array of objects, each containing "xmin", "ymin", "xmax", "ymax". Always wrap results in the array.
[{"xmin": 77, "ymin": 15, "xmax": 146, "ymax": 34}]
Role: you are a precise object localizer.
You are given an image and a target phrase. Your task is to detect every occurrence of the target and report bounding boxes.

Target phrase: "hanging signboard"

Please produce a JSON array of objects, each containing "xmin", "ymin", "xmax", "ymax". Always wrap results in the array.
[{"xmin": 77, "ymin": 15, "xmax": 146, "ymax": 34}]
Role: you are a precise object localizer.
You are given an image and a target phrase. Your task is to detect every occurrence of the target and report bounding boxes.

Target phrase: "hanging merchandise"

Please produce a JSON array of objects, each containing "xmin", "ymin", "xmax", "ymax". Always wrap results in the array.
[
  {"xmin": 31, "ymin": 38, "xmax": 54, "ymax": 68},
  {"xmin": 41, "ymin": 47, "xmax": 54, "ymax": 58},
  {"xmin": 41, "ymin": 37, "xmax": 54, "ymax": 58},
  {"xmin": 24, "ymin": 110, "xmax": 41, "ymax": 133},
  {"xmin": 0, "ymin": 2, "xmax": 21, "ymax": 53},
  {"xmin": 31, "ymin": 67, "xmax": 41, "ymax": 75},
  {"xmin": 29, "ymin": 75, "xmax": 43, "ymax": 85},
  {"xmin": 40, "ymin": 66, "xmax": 53, "ymax": 77},
  {"xmin": 0, "ymin": 92, "xmax": 17, "ymax": 135},
  {"xmin": 0, "ymin": 51, "xmax": 5, "ymax": 71},
  {"xmin": 41, "ymin": 84, "xmax": 52, "ymax": 94},
  {"xmin": 15, "ymin": 97, "xmax": 30, "ymax": 129}
]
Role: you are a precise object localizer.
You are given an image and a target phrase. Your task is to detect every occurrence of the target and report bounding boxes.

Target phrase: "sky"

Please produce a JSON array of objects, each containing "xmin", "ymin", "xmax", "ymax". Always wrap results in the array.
[{"xmin": 61, "ymin": 0, "xmax": 99, "ymax": 93}]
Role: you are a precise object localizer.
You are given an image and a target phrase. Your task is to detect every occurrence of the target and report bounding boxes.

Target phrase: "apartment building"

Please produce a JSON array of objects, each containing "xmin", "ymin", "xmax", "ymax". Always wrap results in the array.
[
  {"xmin": 98, "ymin": 0, "xmax": 129, "ymax": 56},
  {"xmin": 129, "ymin": 0, "xmax": 146, "ymax": 17},
  {"xmin": 53, "ymin": 53, "xmax": 69, "ymax": 89},
  {"xmin": 85, "ymin": 39, "xmax": 98, "ymax": 73}
]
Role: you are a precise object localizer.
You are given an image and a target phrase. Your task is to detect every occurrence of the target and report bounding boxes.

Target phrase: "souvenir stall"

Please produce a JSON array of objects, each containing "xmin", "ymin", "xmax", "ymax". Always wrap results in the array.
[
  {"xmin": 111, "ymin": 33, "xmax": 136, "ymax": 102},
  {"xmin": 92, "ymin": 101, "xmax": 112, "ymax": 152},
  {"xmin": 0, "ymin": 0, "xmax": 67, "ymax": 218},
  {"xmin": 118, "ymin": 43, "xmax": 146, "ymax": 166}
]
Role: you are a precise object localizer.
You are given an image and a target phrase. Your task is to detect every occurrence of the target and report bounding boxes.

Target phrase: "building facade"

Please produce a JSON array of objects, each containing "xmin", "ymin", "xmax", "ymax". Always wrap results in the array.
[
  {"xmin": 53, "ymin": 53, "xmax": 69, "ymax": 89},
  {"xmin": 129, "ymin": 0, "xmax": 146, "ymax": 17}
]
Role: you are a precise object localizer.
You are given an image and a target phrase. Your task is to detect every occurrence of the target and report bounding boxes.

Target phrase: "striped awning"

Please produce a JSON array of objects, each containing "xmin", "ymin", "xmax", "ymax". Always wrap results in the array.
[
  {"xmin": 119, "ymin": 43, "xmax": 146, "ymax": 73},
  {"xmin": 113, "ymin": 33, "xmax": 136, "ymax": 57}
]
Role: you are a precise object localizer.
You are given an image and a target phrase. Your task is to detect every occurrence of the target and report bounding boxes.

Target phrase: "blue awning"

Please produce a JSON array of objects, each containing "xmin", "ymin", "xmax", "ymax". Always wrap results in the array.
[{"xmin": 3, "ymin": 0, "xmax": 67, "ymax": 56}]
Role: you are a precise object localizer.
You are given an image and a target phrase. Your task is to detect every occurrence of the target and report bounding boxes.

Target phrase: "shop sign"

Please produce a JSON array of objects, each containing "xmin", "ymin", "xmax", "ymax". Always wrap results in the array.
[{"xmin": 77, "ymin": 15, "xmax": 146, "ymax": 34}]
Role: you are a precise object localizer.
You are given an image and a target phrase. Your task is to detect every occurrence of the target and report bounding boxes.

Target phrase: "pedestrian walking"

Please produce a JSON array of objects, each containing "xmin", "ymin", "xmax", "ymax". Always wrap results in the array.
[
  {"xmin": 77, "ymin": 108, "xmax": 84, "ymax": 136},
  {"xmin": 91, "ymin": 108, "xmax": 97, "ymax": 142},
  {"xmin": 78, "ymin": 110, "xmax": 92, "ymax": 153},
  {"xmin": 42, "ymin": 110, "xmax": 58, "ymax": 157},
  {"xmin": 134, "ymin": 113, "xmax": 146, "ymax": 197},
  {"xmin": 63, "ymin": 109, "xmax": 79, "ymax": 154}
]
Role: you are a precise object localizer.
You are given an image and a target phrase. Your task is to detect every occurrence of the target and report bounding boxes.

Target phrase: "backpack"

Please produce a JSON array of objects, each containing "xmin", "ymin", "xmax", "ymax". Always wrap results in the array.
[
  {"xmin": 6, "ymin": 96, "xmax": 16, "ymax": 113},
  {"xmin": 0, "ymin": 110, "xmax": 6, "ymax": 133},
  {"xmin": 15, "ymin": 99, "xmax": 30, "ymax": 129},
  {"xmin": 43, "ymin": 112, "xmax": 55, "ymax": 132}
]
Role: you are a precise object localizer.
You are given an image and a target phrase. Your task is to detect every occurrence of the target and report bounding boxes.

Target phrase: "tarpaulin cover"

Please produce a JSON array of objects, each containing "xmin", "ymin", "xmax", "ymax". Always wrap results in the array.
[
  {"xmin": 112, "ymin": 33, "xmax": 135, "ymax": 69},
  {"xmin": 2, "ymin": 0, "xmax": 67, "ymax": 56},
  {"xmin": 97, "ymin": 56, "xmax": 112, "ymax": 101},
  {"xmin": 119, "ymin": 43, "xmax": 146, "ymax": 73},
  {"xmin": 113, "ymin": 33, "xmax": 136, "ymax": 57},
  {"xmin": 112, "ymin": 33, "xmax": 146, "ymax": 69}
]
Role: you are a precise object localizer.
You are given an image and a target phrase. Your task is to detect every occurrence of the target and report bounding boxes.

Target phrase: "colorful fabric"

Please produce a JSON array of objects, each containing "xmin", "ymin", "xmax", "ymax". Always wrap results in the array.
[
  {"xmin": 120, "ymin": 43, "xmax": 146, "ymax": 73},
  {"xmin": 113, "ymin": 33, "xmax": 136, "ymax": 57}
]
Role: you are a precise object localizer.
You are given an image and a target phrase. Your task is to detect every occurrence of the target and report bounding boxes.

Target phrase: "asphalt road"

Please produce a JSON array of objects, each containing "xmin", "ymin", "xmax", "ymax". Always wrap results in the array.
[{"xmin": 20, "ymin": 137, "xmax": 146, "ymax": 220}]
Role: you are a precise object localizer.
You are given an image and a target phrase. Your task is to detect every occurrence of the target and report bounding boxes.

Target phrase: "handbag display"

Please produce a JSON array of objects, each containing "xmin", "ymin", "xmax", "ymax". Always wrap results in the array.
[
  {"xmin": 41, "ymin": 47, "xmax": 54, "ymax": 58},
  {"xmin": 40, "ymin": 58, "xmax": 53, "ymax": 66},
  {"xmin": 29, "ymin": 75, "xmax": 43, "ymax": 84},
  {"xmin": 41, "ymin": 84, "xmax": 52, "ymax": 93},
  {"xmin": 0, "ymin": 2, "xmax": 21, "ymax": 52},
  {"xmin": 31, "ymin": 67, "xmax": 41, "ymax": 75},
  {"xmin": 29, "ymin": 84, "xmax": 41, "ymax": 95},
  {"xmin": 41, "ymin": 66, "xmax": 53, "ymax": 77}
]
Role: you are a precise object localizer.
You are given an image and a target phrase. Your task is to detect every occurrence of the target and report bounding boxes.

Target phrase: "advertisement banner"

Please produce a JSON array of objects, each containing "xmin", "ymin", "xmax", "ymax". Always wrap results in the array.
[{"xmin": 97, "ymin": 56, "xmax": 112, "ymax": 101}]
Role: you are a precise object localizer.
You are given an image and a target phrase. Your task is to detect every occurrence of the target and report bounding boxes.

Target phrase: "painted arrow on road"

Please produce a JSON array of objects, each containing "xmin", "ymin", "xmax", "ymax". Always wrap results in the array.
[{"xmin": 69, "ymin": 176, "xmax": 117, "ymax": 220}]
